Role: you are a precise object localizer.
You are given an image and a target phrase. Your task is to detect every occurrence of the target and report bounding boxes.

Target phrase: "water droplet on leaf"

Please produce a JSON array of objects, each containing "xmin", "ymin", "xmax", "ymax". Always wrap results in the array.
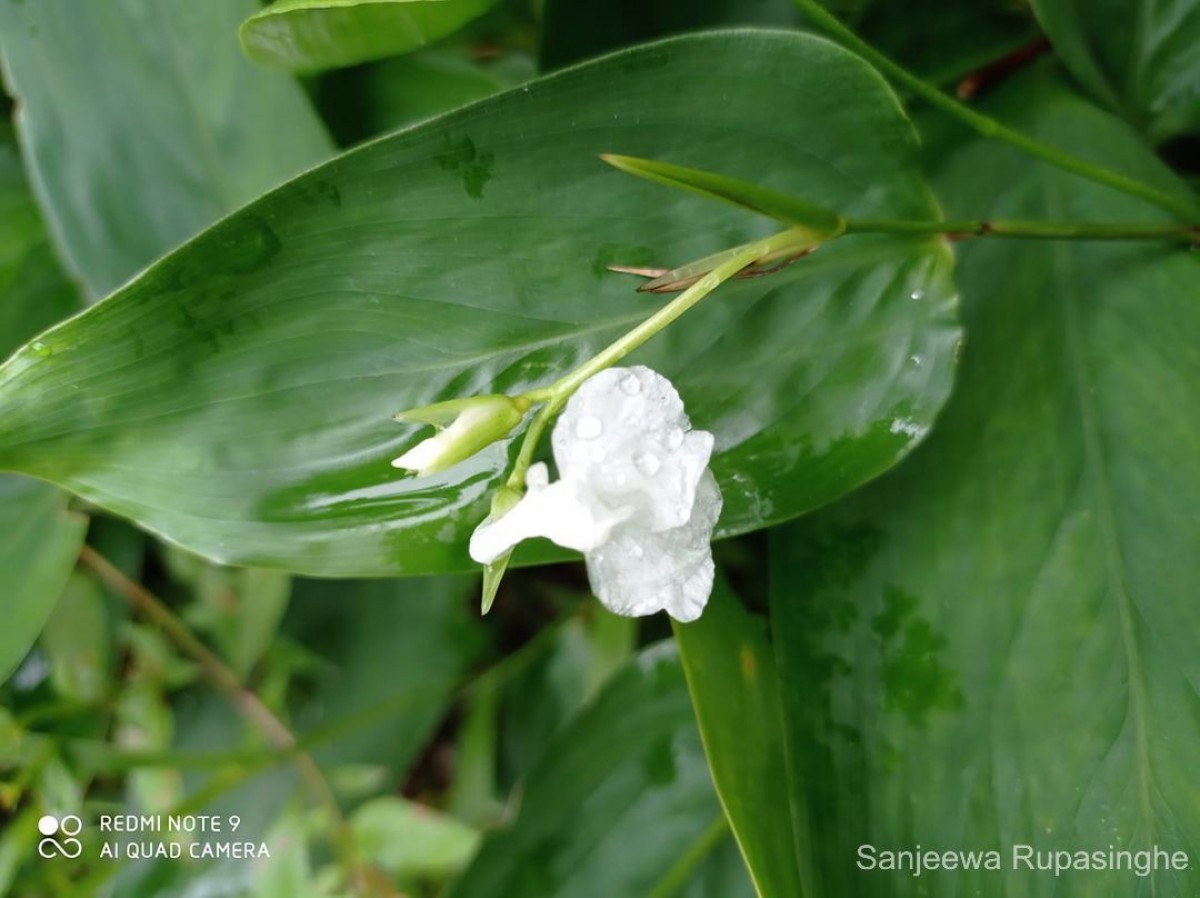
[{"xmin": 909, "ymin": 290, "xmax": 924, "ymax": 301}]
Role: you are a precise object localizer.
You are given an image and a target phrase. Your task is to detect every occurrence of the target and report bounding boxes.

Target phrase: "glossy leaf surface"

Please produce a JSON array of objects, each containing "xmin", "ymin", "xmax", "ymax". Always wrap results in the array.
[
  {"xmin": 1031, "ymin": 0, "xmax": 1200, "ymax": 142},
  {"xmin": 771, "ymin": 69, "xmax": 1200, "ymax": 896},
  {"xmin": 445, "ymin": 642, "xmax": 735, "ymax": 898},
  {"xmin": 0, "ymin": 31, "xmax": 958, "ymax": 576},
  {"xmin": 0, "ymin": 0, "xmax": 332, "ymax": 299},
  {"xmin": 240, "ymin": 0, "xmax": 502, "ymax": 72},
  {"xmin": 674, "ymin": 582, "xmax": 803, "ymax": 898}
]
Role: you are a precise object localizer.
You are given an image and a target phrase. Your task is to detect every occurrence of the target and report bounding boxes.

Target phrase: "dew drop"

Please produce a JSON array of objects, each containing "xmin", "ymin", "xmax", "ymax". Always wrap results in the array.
[
  {"xmin": 31, "ymin": 340, "xmax": 51, "ymax": 357},
  {"xmin": 575, "ymin": 415, "xmax": 603, "ymax": 440},
  {"xmin": 631, "ymin": 544, "xmax": 644, "ymax": 559},
  {"xmin": 910, "ymin": 354, "xmax": 923, "ymax": 366},
  {"xmin": 909, "ymin": 289, "xmax": 924, "ymax": 301},
  {"xmin": 666, "ymin": 426, "xmax": 684, "ymax": 449},
  {"xmin": 634, "ymin": 451, "xmax": 661, "ymax": 476},
  {"xmin": 619, "ymin": 373, "xmax": 642, "ymax": 396}
]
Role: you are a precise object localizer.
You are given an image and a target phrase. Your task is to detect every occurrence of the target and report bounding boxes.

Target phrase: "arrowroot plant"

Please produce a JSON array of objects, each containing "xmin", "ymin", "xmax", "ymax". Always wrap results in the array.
[{"xmin": 0, "ymin": 1, "xmax": 1197, "ymax": 897}]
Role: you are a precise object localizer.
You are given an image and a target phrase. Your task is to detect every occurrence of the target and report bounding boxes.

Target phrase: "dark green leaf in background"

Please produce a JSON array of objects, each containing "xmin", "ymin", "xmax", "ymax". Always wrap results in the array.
[
  {"xmin": 0, "ymin": 0, "xmax": 332, "ymax": 300},
  {"xmin": 445, "ymin": 642, "xmax": 745, "ymax": 898},
  {"xmin": 539, "ymin": 0, "xmax": 803, "ymax": 71},
  {"xmin": 1031, "ymin": 0, "xmax": 1200, "ymax": 143},
  {"xmin": 240, "ymin": 0, "xmax": 505, "ymax": 73},
  {"xmin": 771, "ymin": 67, "xmax": 1200, "ymax": 897},
  {"xmin": 0, "ymin": 31, "xmax": 959, "ymax": 576},
  {"xmin": 0, "ymin": 478, "xmax": 86, "ymax": 685},
  {"xmin": 675, "ymin": 581, "xmax": 803, "ymax": 898}
]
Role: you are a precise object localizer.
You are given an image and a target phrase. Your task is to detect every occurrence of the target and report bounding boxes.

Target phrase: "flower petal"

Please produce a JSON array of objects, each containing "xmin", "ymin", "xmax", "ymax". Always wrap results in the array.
[
  {"xmin": 552, "ymin": 366, "xmax": 713, "ymax": 532},
  {"xmin": 584, "ymin": 470, "xmax": 723, "ymax": 622},
  {"xmin": 468, "ymin": 463, "xmax": 633, "ymax": 564}
]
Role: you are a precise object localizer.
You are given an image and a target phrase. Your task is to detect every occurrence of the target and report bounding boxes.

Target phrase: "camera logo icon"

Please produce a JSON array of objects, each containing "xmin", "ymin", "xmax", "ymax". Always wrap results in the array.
[{"xmin": 37, "ymin": 815, "xmax": 83, "ymax": 859}]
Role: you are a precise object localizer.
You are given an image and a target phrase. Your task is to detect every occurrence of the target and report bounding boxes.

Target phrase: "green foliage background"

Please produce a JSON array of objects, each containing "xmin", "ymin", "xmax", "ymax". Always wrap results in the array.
[{"xmin": 0, "ymin": 1, "xmax": 1196, "ymax": 896}]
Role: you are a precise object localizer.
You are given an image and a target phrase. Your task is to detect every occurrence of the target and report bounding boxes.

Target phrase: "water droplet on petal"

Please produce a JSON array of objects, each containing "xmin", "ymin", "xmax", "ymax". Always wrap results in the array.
[
  {"xmin": 666, "ymin": 426, "xmax": 684, "ymax": 449},
  {"xmin": 619, "ymin": 373, "xmax": 642, "ymax": 396},
  {"xmin": 631, "ymin": 544, "xmax": 644, "ymax": 558},
  {"xmin": 575, "ymin": 415, "xmax": 603, "ymax": 440},
  {"xmin": 634, "ymin": 451, "xmax": 661, "ymax": 476}
]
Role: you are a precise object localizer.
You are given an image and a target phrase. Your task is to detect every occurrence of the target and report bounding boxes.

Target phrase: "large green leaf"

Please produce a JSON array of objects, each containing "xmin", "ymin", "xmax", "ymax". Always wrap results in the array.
[
  {"xmin": 0, "ymin": 31, "xmax": 959, "ymax": 577},
  {"xmin": 771, "ymin": 68, "xmax": 1200, "ymax": 896},
  {"xmin": 1031, "ymin": 0, "xmax": 1200, "ymax": 143},
  {"xmin": 240, "ymin": 0, "xmax": 503, "ymax": 72},
  {"xmin": 674, "ymin": 582, "xmax": 803, "ymax": 898},
  {"xmin": 0, "ymin": 132, "xmax": 84, "ymax": 686},
  {"xmin": 444, "ymin": 642, "xmax": 738, "ymax": 898},
  {"xmin": 0, "ymin": 0, "xmax": 332, "ymax": 300}
]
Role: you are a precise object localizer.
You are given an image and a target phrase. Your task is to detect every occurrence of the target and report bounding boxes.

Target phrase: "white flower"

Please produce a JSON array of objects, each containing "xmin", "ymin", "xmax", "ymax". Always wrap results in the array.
[
  {"xmin": 469, "ymin": 366, "xmax": 722, "ymax": 622},
  {"xmin": 392, "ymin": 394, "xmax": 527, "ymax": 478}
]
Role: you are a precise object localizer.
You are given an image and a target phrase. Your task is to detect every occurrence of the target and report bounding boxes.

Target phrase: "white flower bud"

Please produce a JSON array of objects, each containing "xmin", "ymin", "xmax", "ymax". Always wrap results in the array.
[{"xmin": 392, "ymin": 394, "xmax": 528, "ymax": 478}]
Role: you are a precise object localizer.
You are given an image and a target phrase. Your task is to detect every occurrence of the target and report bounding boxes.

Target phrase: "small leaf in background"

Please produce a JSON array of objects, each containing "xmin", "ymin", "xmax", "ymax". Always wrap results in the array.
[
  {"xmin": 674, "ymin": 581, "xmax": 802, "ymax": 898},
  {"xmin": 0, "ymin": 31, "xmax": 958, "ymax": 576},
  {"xmin": 0, "ymin": 0, "xmax": 332, "ymax": 300},
  {"xmin": 445, "ymin": 642, "xmax": 747, "ymax": 898},
  {"xmin": 1031, "ymin": 0, "xmax": 1200, "ymax": 143},
  {"xmin": 39, "ymin": 572, "xmax": 111, "ymax": 704},
  {"xmin": 0, "ymin": 479, "xmax": 86, "ymax": 685},
  {"xmin": 351, "ymin": 796, "xmax": 481, "ymax": 883},
  {"xmin": 770, "ymin": 67, "xmax": 1200, "ymax": 896},
  {"xmin": 240, "ymin": 0, "xmax": 505, "ymax": 72}
]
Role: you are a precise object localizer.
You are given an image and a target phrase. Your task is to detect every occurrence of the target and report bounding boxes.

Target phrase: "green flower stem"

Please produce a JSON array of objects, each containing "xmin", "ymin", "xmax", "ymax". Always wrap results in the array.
[
  {"xmin": 507, "ymin": 227, "xmax": 809, "ymax": 488},
  {"xmin": 845, "ymin": 218, "xmax": 1199, "ymax": 242},
  {"xmin": 790, "ymin": 0, "xmax": 1200, "ymax": 221}
]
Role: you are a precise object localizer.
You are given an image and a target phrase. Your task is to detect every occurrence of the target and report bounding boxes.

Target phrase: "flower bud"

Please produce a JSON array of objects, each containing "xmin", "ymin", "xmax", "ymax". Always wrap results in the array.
[{"xmin": 391, "ymin": 394, "xmax": 529, "ymax": 478}]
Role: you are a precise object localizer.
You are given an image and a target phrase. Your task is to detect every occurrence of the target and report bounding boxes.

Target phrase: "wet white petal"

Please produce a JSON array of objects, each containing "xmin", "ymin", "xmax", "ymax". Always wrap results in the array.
[
  {"xmin": 585, "ymin": 471, "xmax": 722, "ymax": 622},
  {"xmin": 469, "ymin": 366, "xmax": 722, "ymax": 619},
  {"xmin": 552, "ymin": 366, "xmax": 712, "ymax": 531},
  {"xmin": 469, "ymin": 463, "xmax": 632, "ymax": 563}
]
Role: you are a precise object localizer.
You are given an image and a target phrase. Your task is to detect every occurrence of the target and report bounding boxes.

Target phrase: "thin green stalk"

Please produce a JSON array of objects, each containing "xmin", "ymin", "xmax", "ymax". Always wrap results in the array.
[
  {"xmin": 845, "ymin": 217, "xmax": 1199, "ymax": 241},
  {"xmin": 508, "ymin": 228, "xmax": 809, "ymax": 488},
  {"xmin": 791, "ymin": 0, "xmax": 1200, "ymax": 221}
]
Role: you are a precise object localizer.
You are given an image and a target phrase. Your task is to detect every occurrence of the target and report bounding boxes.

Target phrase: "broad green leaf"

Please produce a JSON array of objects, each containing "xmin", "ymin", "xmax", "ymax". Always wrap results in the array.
[
  {"xmin": 0, "ymin": 0, "xmax": 332, "ymax": 300},
  {"xmin": 771, "ymin": 69, "xmax": 1200, "ymax": 896},
  {"xmin": 240, "ymin": 0, "xmax": 503, "ymax": 73},
  {"xmin": 444, "ymin": 642, "xmax": 732, "ymax": 898},
  {"xmin": 0, "ymin": 132, "xmax": 84, "ymax": 687},
  {"xmin": 1031, "ymin": 0, "xmax": 1200, "ymax": 142},
  {"xmin": 0, "ymin": 31, "xmax": 958, "ymax": 576},
  {"xmin": 674, "ymin": 582, "xmax": 802, "ymax": 898}
]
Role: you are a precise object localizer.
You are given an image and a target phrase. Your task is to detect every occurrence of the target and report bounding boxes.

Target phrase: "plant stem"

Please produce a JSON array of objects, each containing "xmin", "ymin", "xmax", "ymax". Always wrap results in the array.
[
  {"xmin": 790, "ymin": 0, "xmax": 1199, "ymax": 221},
  {"xmin": 508, "ymin": 228, "xmax": 808, "ymax": 487},
  {"xmin": 845, "ymin": 217, "xmax": 1199, "ymax": 242},
  {"xmin": 77, "ymin": 546, "xmax": 390, "ymax": 898}
]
